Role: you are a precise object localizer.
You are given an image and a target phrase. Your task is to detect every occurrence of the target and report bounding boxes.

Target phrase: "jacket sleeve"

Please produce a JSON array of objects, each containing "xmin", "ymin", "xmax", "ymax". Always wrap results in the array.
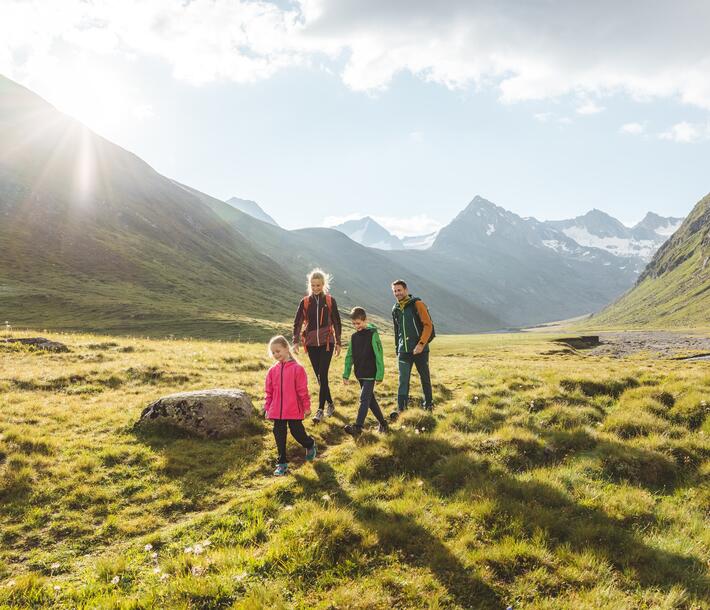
[
  {"xmin": 372, "ymin": 331, "xmax": 385, "ymax": 382},
  {"xmin": 295, "ymin": 364, "xmax": 311, "ymax": 414},
  {"xmin": 264, "ymin": 370, "xmax": 273, "ymax": 413},
  {"xmin": 392, "ymin": 309, "xmax": 400, "ymax": 354},
  {"xmin": 342, "ymin": 341, "xmax": 353, "ymax": 379},
  {"xmin": 331, "ymin": 297, "xmax": 342, "ymax": 346},
  {"xmin": 414, "ymin": 301, "xmax": 433, "ymax": 345},
  {"xmin": 292, "ymin": 299, "xmax": 305, "ymax": 346}
]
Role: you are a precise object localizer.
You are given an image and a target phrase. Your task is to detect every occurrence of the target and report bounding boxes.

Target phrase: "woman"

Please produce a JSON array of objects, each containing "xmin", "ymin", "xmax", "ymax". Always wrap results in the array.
[{"xmin": 292, "ymin": 268, "xmax": 342, "ymax": 422}]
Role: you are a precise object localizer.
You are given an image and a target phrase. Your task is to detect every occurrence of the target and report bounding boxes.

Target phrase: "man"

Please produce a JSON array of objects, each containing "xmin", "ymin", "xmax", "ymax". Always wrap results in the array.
[{"xmin": 390, "ymin": 279, "xmax": 434, "ymax": 421}]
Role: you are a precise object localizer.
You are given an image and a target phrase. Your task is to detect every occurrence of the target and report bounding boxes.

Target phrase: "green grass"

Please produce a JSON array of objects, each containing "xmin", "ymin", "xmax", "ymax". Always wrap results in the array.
[{"xmin": 0, "ymin": 330, "xmax": 708, "ymax": 608}]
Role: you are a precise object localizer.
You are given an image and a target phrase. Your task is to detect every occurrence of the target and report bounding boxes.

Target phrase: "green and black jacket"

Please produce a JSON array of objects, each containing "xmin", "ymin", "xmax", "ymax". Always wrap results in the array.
[
  {"xmin": 343, "ymin": 323, "xmax": 385, "ymax": 382},
  {"xmin": 392, "ymin": 296, "xmax": 433, "ymax": 355}
]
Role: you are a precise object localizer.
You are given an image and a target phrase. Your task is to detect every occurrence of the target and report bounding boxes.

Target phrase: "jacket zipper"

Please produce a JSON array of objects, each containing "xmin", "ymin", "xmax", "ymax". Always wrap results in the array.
[
  {"xmin": 401, "ymin": 308, "xmax": 409, "ymax": 350},
  {"xmin": 279, "ymin": 362, "xmax": 284, "ymax": 419},
  {"xmin": 316, "ymin": 295, "xmax": 320, "ymax": 346}
]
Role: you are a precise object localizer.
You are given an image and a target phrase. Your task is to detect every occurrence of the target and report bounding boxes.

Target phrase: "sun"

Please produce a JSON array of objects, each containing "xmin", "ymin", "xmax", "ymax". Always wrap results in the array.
[{"xmin": 47, "ymin": 63, "xmax": 135, "ymax": 137}]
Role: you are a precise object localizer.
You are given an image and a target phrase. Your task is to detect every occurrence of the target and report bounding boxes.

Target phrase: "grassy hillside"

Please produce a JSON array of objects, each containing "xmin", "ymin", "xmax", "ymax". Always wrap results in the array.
[
  {"xmin": 0, "ymin": 75, "xmax": 300, "ymax": 339},
  {"xmin": 1, "ymin": 330, "xmax": 708, "ymax": 608},
  {"xmin": 587, "ymin": 194, "xmax": 710, "ymax": 329}
]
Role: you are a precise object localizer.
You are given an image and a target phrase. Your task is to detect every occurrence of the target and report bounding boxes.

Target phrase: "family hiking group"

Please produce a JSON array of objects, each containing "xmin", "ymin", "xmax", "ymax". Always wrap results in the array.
[{"xmin": 263, "ymin": 268, "xmax": 435, "ymax": 476}]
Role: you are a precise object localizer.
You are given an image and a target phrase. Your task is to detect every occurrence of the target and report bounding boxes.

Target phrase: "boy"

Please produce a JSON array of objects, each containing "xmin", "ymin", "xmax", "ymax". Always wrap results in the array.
[{"xmin": 342, "ymin": 307, "xmax": 389, "ymax": 436}]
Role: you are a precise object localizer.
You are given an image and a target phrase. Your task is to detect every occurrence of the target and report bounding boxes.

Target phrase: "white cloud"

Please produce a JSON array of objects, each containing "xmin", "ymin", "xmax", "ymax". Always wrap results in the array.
[
  {"xmin": 408, "ymin": 131, "xmax": 424, "ymax": 143},
  {"xmin": 3, "ymin": 0, "xmax": 710, "ymax": 110},
  {"xmin": 323, "ymin": 212, "xmax": 442, "ymax": 237},
  {"xmin": 658, "ymin": 121, "xmax": 710, "ymax": 143},
  {"xmin": 374, "ymin": 214, "xmax": 442, "ymax": 237},
  {"xmin": 576, "ymin": 101, "xmax": 605, "ymax": 115},
  {"xmin": 620, "ymin": 122, "xmax": 645, "ymax": 135},
  {"xmin": 322, "ymin": 213, "xmax": 365, "ymax": 227},
  {"xmin": 533, "ymin": 112, "xmax": 553, "ymax": 123}
]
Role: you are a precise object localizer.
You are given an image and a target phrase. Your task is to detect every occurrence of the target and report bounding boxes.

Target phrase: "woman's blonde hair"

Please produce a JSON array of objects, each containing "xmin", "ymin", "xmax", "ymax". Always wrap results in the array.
[
  {"xmin": 267, "ymin": 335, "xmax": 295, "ymax": 360},
  {"xmin": 307, "ymin": 267, "xmax": 332, "ymax": 295}
]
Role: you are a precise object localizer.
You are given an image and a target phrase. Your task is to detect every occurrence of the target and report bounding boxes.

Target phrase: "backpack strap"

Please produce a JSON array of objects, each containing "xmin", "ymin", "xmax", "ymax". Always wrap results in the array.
[{"xmin": 300, "ymin": 296, "xmax": 310, "ymax": 352}]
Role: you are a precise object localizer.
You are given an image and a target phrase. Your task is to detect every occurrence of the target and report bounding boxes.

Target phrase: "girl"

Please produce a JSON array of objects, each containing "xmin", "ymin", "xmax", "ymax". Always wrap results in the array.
[
  {"xmin": 264, "ymin": 335, "xmax": 317, "ymax": 476},
  {"xmin": 292, "ymin": 268, "xmax": 342, "ymax": 423}
]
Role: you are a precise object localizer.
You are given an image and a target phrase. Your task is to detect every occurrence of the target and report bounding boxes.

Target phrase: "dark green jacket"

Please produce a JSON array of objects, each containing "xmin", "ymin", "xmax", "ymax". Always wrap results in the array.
[
  {"xmin": 392, "ymin": 296, "xmax": 432, "ymax": 355},
  {"xmin": 343, "ymin": 323, "xmax": 385, "ymax": 381}
]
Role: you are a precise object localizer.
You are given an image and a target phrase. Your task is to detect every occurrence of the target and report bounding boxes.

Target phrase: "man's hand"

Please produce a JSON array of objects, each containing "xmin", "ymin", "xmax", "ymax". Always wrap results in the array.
[
  {"xmin": 413, "ymin": 343, "xmax": 424, "ymax": 355},
  {"xmin": 334, "ymin": 344, "xmax": 341, "ymax": 357}
]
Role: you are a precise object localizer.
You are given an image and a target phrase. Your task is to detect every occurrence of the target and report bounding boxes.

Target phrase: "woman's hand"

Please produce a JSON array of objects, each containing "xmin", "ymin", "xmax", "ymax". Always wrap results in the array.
[
  {"xmin": 334, "ymin": 344, "xmax": 341, "ymax": 357},
  {"xmin": 293, "ymin": 344, "xmax": 300, "ymax": 355}
]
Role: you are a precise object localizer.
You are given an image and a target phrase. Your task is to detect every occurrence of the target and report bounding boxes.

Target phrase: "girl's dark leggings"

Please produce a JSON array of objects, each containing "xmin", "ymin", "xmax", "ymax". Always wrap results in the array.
[
  {"xmin": 273, "ymin": 419, "xmax": 314, "ymax": 464},
  {"xmin": 307, "ymin": 344, "xmax": 334, "ymax": 409}
]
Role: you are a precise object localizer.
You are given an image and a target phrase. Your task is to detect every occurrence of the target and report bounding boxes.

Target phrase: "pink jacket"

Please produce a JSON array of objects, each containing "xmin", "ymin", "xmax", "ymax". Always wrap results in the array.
[{"xmin": 264, "ymin": 359, "xmax": 311, "ymax": 420}]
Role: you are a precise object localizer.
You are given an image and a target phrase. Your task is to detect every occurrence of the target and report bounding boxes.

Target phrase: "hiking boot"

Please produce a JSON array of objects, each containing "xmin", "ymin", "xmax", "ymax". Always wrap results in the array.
[
  {"xmin": 273, "ymin": 463, "xmax": 288, "ymax": 476},
  {"xmin": 377, "ymin": 422, "xmax": 390, "ymax": 434},
  {"xmin": 422, "ymin": 403, "xmax": 434, "ymax": 412},
  {"xmin": 312, "ymin": 408, "xmax": 324, "ymax": 423},
  {"xmin": 305, "ymin": 441, "xmax": 317, "ymax": 462},
  {"xmin": 325, "ymin": 401, "xmax": 335, "ymax": 417},
  {"xmin": 343, "ymin": 424, "xmax": 362, "ymax": 437},
  {"xmin": 389, "ymin": 408, "xmax": 402, "ymax": 422}
]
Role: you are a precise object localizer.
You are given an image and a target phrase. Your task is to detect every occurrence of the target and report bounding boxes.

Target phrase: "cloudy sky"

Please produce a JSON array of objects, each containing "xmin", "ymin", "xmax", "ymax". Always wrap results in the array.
[{"xmin": 2, "ymin": 0, "xmax": 709, "ymax": 233}]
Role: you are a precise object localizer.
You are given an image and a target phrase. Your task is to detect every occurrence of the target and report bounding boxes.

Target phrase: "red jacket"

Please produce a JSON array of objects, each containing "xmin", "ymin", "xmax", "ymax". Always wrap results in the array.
[{"xmin": 264, "ymin": 360, "xmax": 311, "ymax": 420}]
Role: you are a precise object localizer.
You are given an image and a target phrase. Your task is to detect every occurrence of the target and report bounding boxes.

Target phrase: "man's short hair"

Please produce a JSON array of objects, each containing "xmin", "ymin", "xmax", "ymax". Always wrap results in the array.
[
  {"xmin": 392, "ymin": 279, "xmax": 407, "ymax": 289},
  {"xmin": 350, "ymin": 306, "xmax": 367, "ymax": 320}
]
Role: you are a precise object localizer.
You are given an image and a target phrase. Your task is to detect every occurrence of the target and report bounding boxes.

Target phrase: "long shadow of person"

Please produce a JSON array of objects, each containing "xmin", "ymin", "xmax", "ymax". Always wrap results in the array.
[
  {"xmin": 292, "ymin": 460, "xmax": 502, "ymax": 609},
  {"xmin": 290, "ymin": 432, "xmax": 709, "ymax": 605}
]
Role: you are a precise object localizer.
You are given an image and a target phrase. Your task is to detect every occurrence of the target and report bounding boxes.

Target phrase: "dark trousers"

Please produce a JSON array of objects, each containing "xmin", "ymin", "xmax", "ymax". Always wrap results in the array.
[
  {"xmin": 273, "ymin": 419, "xmax": 314, "ymax": 464},
  {"xmin": 307, "ymin": 345, "xmax": 334, "ymax": 409},
  {"xmin": 397, "ymin": 350, "xmax": 433, "ymax": 409},
  {"xmin": 355, "ymin": 379, "xmax": 387, "ymax": 427}
]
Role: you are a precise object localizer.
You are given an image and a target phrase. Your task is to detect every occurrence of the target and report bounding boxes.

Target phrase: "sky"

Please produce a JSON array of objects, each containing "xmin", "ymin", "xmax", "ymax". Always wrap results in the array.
[{"xmin": 2, "ymin": 0, "xmax": 710, "ymax": 235}]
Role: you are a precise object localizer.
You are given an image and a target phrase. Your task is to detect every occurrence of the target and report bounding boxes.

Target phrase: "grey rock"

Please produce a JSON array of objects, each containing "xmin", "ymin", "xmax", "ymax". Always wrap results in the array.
[
  {"xmin": 3, "ymin": 337, "xmax": 69, "ymax": 352},
  {"xmin": 136, "ymin": 389, "xmax": 255, "ymax": 439}
]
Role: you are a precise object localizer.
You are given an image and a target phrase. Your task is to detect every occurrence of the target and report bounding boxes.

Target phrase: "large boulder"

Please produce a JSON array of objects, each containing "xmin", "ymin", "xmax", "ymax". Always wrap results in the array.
[
  {"xmin": 2, "ymin": 337, "xmax": 69, "ymax": 352},
  {"xmin": 136, "ymin": 389, "xmax": 255, "ymax": 439}
]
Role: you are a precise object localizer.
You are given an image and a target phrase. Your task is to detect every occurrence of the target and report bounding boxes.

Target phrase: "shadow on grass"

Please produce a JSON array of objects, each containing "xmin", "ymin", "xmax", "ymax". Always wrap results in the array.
[
  {"xmin": 293, "ymin": 433, "xmax": 709, "ymax": 605},
  {"xmin": 298, "ymin": 461, "xmax": 501, "ymax": 610},
  {"xmin": 133, "ymin": 420, "xmax": 268, "ymax": 504}
]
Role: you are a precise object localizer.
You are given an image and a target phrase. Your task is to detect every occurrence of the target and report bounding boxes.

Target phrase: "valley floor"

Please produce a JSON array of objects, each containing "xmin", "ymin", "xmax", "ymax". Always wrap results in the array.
[{"xmin": 0, "ymin": 330, "xmax": 708, "ymax": 609}]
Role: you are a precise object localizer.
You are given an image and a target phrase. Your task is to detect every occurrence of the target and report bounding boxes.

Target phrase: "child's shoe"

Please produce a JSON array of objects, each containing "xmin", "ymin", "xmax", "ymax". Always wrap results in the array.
[
  {"xmin": 389, "ymin": 409, "xmax": 401, "ymax": 422},
  {"xmin": 325, "ymin": 401, "xmax": 335, "ymax": 417},
  {"xmin": 312, "ymin": 408, "xmax": 324, "ymax": 423},
  {"xmin": 305, "ymin": 441, "xmax": 317, "ymax": 461},
  {"xmin": 343, "ymin": 424, "xmax": 363, "ymax": 437},
  {"xmin": 274, "ymin": 463, "xmax": 288, "ymax": 476}
]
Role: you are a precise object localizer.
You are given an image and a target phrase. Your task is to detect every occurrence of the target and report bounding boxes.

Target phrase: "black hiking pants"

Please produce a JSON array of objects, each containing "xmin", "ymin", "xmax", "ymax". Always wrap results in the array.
[
  {"xmin": 273, "ymin": 419, "xmax": 314, "ymax": 464},
  {"xmin": 307, "ymin": 344, "xmax": 334, "ymax": 409}
]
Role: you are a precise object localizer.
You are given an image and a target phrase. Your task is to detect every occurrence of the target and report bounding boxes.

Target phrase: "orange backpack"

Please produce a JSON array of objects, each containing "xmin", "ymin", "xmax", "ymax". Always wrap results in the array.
[{"xmin": 301, "ymin": 293, "xmax": 335, "ymax": 351}]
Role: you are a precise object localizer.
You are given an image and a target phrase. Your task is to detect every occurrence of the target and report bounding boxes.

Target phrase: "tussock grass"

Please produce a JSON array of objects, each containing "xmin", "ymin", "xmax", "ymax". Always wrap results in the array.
[{"xmin": 0, "ymin": 330, "xmax": 708, "ymax": 608}]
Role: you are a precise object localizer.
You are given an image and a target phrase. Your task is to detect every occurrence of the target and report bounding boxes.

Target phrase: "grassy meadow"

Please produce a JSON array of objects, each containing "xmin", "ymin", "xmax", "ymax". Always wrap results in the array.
[{"xmin": 0, "ymin": 329, "xmax": 709, "ymax": 609}]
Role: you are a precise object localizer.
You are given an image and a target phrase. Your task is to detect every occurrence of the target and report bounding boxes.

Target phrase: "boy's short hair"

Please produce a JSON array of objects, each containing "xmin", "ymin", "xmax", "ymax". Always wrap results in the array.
[
  {"xmin": 392, "ymin": 279, "xmax": 407, "ymax": 289},
  {"xmin": 350, "ymin": 306, "xmax": 367, "ymax": 320}
]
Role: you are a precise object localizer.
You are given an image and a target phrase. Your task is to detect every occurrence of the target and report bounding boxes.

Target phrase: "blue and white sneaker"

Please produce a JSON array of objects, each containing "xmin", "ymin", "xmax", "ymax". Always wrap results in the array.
[
  {"xmin": 274, "ymin": 463, "xmax": 288, "ymax": 476},
  {"xmin": 305, "ymin": 442, "xmax": 317, "ymax": 462}
]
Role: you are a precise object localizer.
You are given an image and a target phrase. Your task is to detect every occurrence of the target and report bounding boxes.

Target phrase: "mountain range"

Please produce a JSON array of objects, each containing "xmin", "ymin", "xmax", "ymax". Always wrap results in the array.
[
  {"xmin": 329, "ymin": 207, "xmax": 682, "ymax": 273},
  {"xmin": 0, "ymin": 74, "xmax": 699, "ymax": 335},
  {"xmin": 589, "ymin": 193, "xmax": 710, "ymax": 328}
]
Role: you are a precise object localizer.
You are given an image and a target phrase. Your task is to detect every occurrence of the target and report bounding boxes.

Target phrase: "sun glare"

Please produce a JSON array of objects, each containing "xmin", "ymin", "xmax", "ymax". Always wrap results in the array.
[{"xmin": 49, "ymin": 65, "xmax": 132, "ymax": 137}]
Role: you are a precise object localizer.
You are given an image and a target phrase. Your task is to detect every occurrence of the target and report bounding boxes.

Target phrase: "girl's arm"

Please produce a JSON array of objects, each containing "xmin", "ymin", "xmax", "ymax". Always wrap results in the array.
[
  {"xmin": 295, "ymin": 365, "xmax": 311, "ymax": 415},
  {"xmin": 264, "ymin": 371, "xmax": 273, "ymax": 414}
]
